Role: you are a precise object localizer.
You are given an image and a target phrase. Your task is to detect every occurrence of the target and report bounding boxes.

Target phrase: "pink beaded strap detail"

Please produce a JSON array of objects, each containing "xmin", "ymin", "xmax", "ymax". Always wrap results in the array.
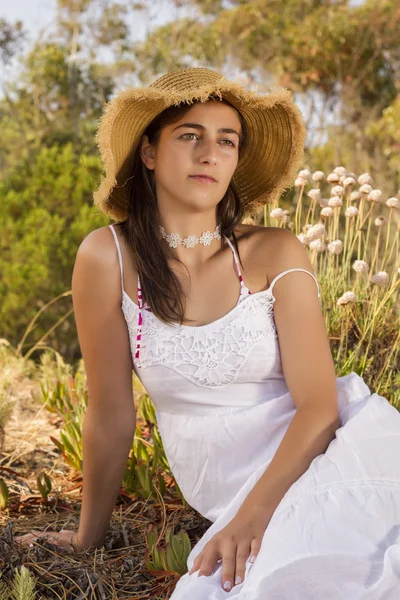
[
  {"xmin": 135, "ymin": 268, "xmax": 153, "ymax": 368},
  {"xmin": 224, "ymin": 236, "xmax": 252, "ymax": 297},
  {"xmin": 135, "ymin": 272, "xmax": 147, "ymax": 368},
  {"xmin": 108, "ymin": 224, "xmax": 146, "ymax": 368}
]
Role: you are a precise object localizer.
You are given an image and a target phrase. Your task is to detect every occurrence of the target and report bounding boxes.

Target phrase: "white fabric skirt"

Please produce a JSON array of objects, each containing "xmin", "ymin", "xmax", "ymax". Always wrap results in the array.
[{"xmin": 164, "ymin": 373, "xmax": 400, "ymax": 599}]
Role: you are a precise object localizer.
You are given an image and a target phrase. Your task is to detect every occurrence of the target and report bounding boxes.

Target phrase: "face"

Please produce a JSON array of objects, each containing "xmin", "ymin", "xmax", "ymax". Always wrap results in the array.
[{"xmin": 140, "ymin": 100, "xmax": 242, "ymax": 213}]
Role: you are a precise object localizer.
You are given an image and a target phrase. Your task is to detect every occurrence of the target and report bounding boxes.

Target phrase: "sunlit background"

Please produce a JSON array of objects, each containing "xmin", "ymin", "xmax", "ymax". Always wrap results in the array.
[{"xmin": 0, "ymin": 2, "xmax": 399, "ymax": 597}]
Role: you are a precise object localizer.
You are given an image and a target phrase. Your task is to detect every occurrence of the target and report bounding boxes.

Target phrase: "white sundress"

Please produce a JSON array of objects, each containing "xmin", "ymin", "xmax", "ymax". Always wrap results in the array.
[{"xmin": 109, "ymin": 224, "xmax": 400, "ymax": 599}]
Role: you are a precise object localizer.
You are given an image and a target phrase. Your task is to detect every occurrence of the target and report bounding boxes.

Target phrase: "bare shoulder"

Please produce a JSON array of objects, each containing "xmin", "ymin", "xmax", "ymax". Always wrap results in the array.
[
  {"xmin": 72, "ymin": 224, "xmax": 123, "ymax": 304},
  {"xmin": 76, "ymin": 224, "xmax": 117, "ymax": 266},
  {"xmin": 237, "ymin": 224, "xmax": 314, "ymax": 283},
  {"xmin": 263, "ymin": 226, "xmax": 314, "ymax": 280}
]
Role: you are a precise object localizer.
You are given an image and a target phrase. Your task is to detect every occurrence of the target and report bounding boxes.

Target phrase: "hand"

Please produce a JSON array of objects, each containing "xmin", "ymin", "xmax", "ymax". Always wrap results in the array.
[
  {"xmin": 188, "ymin": 506, "xmax": 271, "ymax": 592},
  {"xmin": 13, "ymin": 529, "xmax": 84, "ymax": 552}
]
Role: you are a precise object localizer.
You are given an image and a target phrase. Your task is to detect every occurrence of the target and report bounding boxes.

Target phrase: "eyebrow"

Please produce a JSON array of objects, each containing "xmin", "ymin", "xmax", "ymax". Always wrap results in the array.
[{"xmin": 172, "ymin": 122, "xmax": 240, "ymax": 138}]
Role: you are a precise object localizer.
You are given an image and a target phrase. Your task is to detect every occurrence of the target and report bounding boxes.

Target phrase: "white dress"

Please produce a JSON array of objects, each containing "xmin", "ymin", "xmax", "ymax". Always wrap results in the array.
[{"xmin": 109, "ymin": 225, "xmax": 400, "ymax": 599}]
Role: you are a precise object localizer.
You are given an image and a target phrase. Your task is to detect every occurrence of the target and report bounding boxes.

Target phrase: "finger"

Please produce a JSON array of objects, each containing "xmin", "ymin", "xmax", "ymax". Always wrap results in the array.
[
  {"xmin": 14, "ymin": 538, "xmax": 30, "ymax": 546},
  {"xmin": 18, "ymin": 532, "xmax": 54, "ymax": 546},
  {"xmin": 14, "ymin": 532, "xmax": 38, "ymax": 540},
  {"xmin": 14, "ymin": 534, "xmax": 36, "ymax": 545},
  {"xmin": 221, "ymin": 552, "xmax": 236, "ymax": 592},
  {"xmin": 249, "ymin": 538, "xmax": 262, "ymax": 564},
  {"xmin": 198, "ymin": 547, "xmax": 220, "ymax": 578},
  {"xmin": 234, "ymin": 542, "xmax": 251, "ymax": 587},
  {"xmin": 16, "ymin": 540, "xmax": 36, "ymax": 548},
  {"xmin": 188, "ymin": 553, "xmax": 203, "ymax": 575},
  {"xmin": 16, "ymin": 531, "xmax": 42, "ymax": 542}
]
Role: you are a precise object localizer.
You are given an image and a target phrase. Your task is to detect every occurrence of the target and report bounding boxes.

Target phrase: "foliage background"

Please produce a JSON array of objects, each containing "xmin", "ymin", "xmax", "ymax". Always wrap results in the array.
[
  {"xmin": 1, "ymin": 0, "xmax": 399, "ymax": 364},
  {"xmin": 0, "ymin": 2, "xmax": 399, "ymax": 597}
]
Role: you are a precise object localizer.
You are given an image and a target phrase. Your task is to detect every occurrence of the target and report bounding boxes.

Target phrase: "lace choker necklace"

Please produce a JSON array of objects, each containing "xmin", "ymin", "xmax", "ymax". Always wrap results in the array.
[{"xmin": 158, "ymin": 223, "xmax": 222, "ymax": 248}]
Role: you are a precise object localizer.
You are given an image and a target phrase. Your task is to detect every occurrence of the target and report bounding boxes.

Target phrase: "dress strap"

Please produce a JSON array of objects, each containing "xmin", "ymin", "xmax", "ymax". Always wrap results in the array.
[
  {"xmin": 268, "ymin": 268, "xmax": 320, "ymax": 301},
  {"xmin": 108, "ymin": 225, "xmax": 124, "ymax": 296},
  {"xmin": 223, "ymin": 235, "xmax": 251, "ymax": 295},
  {"xmin": 109, "ymin": 225, "xmax": 144, "ymax": 368}
]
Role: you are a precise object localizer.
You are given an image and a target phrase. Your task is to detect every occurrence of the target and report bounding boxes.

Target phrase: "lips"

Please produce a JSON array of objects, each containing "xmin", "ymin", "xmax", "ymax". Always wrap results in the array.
[{"xmin": 189, "ymin": 175, "xmax": 217, "ymax": 182}]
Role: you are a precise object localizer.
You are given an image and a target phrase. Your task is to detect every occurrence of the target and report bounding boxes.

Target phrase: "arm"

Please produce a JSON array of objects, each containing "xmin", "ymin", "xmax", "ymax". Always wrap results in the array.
[
  {"xmin": 237, "ymin": 228, "xmax": 340, "ymax": 519},
  {"xmin": 71, "ymin": 227, "xmax": 136, "ymax": 550}
]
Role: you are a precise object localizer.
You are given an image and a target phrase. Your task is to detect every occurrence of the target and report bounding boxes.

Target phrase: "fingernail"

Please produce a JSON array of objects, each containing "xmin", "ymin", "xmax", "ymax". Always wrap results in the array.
[
  {"xmin": 224, "ymin": 580, "xmax": 232, "ymax": 591},
  {"xmin": 250, "ymin": 555, "xmax": 256, "ymax": 563},
  {"xmin": 235, "ymin": 575, "xmax": 242, "ymax": 585}
]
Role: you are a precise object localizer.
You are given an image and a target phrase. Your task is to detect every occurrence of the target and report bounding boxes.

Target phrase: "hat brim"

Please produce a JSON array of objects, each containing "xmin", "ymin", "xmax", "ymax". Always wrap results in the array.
[{"xmin": 93, "ymin": 71, "xmax": 307, "ymax": 222}]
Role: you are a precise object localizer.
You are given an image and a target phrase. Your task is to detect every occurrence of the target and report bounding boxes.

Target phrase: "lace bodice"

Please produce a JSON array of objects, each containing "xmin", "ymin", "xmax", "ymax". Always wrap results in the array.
[
  {"xmin": 121, "ymin": 286, "xmax": 277, "ymax": 387},
  {"xmin": 108, "ymin": 225, "xmax": 320, "ymax": 414}
]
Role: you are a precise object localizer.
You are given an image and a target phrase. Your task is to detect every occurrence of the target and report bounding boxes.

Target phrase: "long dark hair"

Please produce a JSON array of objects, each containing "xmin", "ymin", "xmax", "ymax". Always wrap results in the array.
[{"xmin": 119, "ymin": 95, "xmax": 249, "ymax": 325}]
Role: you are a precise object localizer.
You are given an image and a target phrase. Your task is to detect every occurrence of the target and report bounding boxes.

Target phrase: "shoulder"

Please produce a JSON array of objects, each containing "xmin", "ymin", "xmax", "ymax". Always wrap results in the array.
[
  {"xmin": 255, "ymin": 225, "xmax": 302, "ymax": 251},
  {"xmin": 261, "ymin": 225, "xmax": 307, "ymax": 256},
  {"xmin": 236, "ymin": 224, "xmax": 312, "ymax": 282},
  {"xmin": 77, "ymin": 224, "xmax": 116, "ymax": 257},
  {"xmin": 263, "ymin": 227, "xmax": 314, "ymax": 282},
  {"xmin": 72, "ymin": 225, "xmax": 123, "ymax": 297},
  {"xmin": 74, "ymin": 224, "xmax": 122, "ymax": 273}
]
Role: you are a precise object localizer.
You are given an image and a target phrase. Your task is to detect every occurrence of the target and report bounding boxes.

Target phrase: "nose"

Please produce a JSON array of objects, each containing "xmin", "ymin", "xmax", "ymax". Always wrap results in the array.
[{"xmin": 197, "ymin": 138, "xmax": 218, "ymax": 165}]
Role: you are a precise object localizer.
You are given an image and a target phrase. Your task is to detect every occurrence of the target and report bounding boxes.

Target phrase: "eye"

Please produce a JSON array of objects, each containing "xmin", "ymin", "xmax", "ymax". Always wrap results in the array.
[{"xmin": 180, "ymin": 133, "xmax": 236, "ymax": 147}]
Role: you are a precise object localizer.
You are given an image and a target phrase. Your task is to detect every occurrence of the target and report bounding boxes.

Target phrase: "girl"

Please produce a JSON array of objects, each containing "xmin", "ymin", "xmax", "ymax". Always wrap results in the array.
[{"xmin": 16, "ymin": 67, "xmax": 400, "ymax": 599}]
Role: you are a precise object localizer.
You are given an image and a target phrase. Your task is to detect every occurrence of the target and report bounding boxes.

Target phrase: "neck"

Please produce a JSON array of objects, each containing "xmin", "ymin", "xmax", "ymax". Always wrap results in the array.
[{"xmin": 158, "ymin": 216, "xmax": 220, "ymax": 237}]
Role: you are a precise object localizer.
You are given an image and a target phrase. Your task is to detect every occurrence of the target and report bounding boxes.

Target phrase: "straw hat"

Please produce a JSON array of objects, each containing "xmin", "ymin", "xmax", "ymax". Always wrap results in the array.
[{"xmin": 93, "ymin": 67, "xmax": 307, "ymax": 222}]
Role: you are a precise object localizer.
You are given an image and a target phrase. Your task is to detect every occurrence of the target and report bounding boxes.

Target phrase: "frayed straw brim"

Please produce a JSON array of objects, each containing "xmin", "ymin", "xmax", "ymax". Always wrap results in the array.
[{"xmin": 93, "ymin": 67, "xmax": 307, "ymax": 222}]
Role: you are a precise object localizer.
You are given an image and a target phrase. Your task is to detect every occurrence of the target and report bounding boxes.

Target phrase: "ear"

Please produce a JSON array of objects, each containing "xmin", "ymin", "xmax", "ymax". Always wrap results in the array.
[{"xmin": 140, "ymin": 135, "xmax": 156, "ymax": 170}]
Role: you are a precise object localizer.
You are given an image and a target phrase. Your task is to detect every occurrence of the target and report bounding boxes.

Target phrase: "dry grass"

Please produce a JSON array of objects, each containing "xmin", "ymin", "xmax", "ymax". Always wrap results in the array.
[{"xmin": 0, "ymin": 366, "xmax": 210, "ymax": 599}]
